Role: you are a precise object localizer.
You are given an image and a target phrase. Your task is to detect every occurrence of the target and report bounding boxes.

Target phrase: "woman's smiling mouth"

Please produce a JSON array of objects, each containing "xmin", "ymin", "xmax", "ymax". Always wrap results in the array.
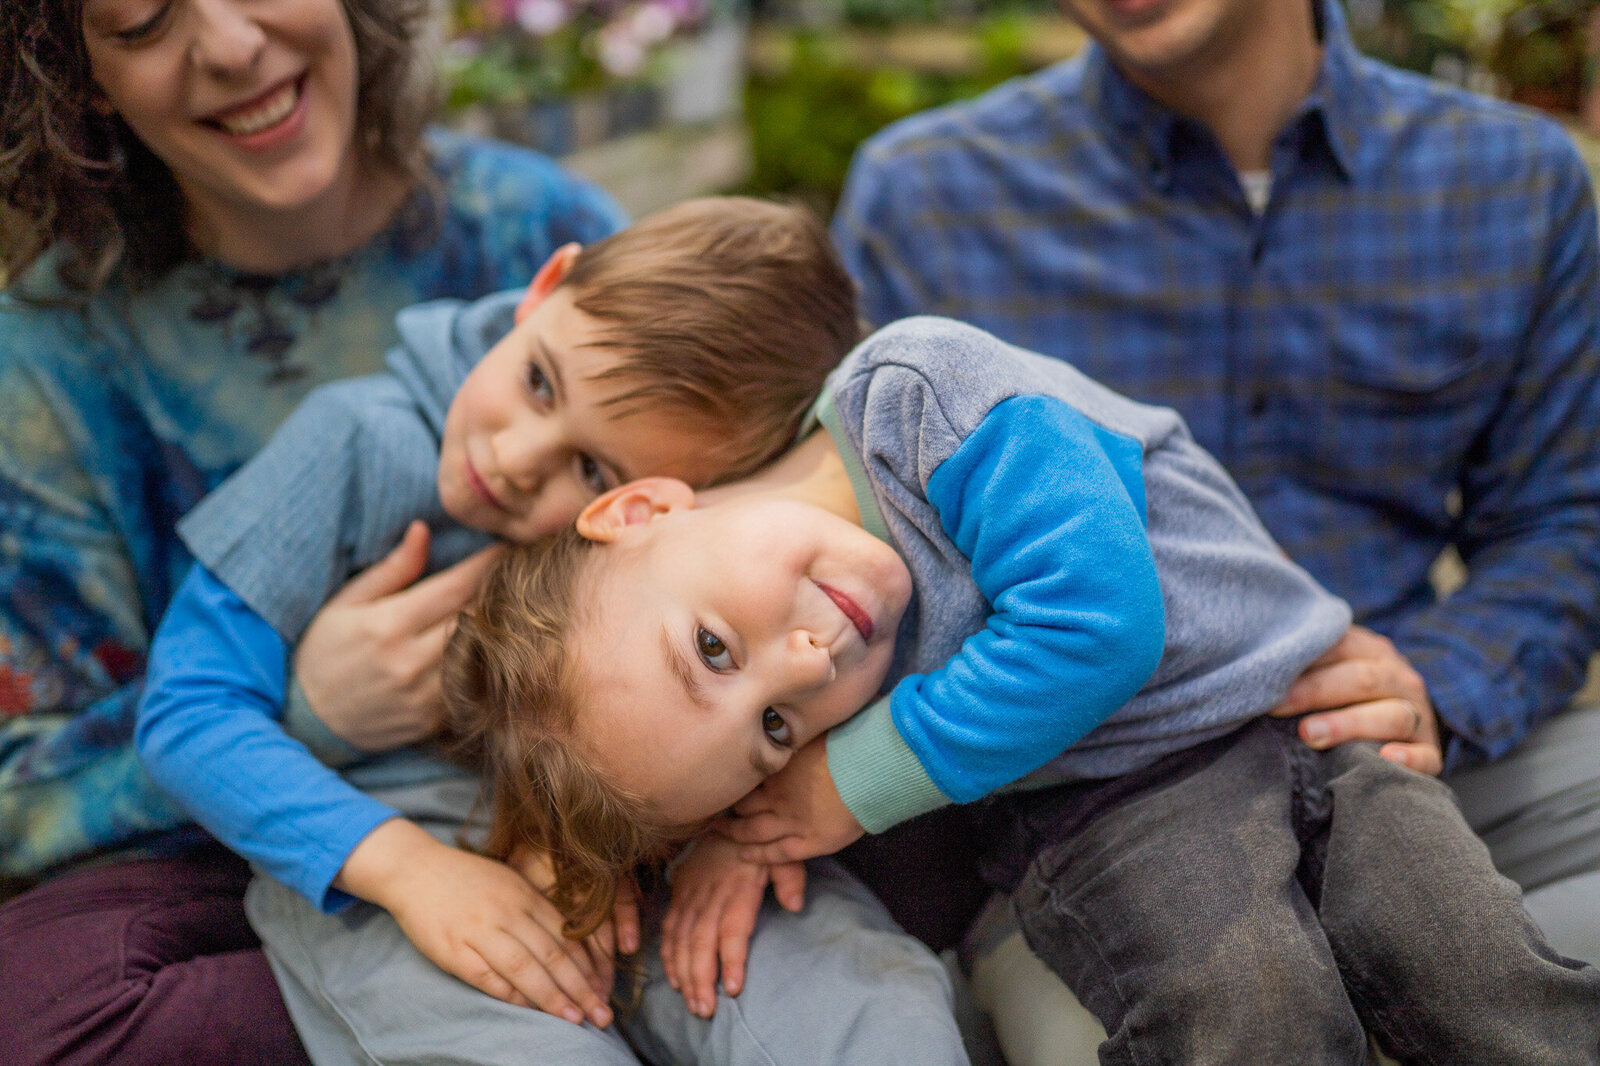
[{"xmin": 204, "ymin": 78, "xmax": 303, "ymax": 138}]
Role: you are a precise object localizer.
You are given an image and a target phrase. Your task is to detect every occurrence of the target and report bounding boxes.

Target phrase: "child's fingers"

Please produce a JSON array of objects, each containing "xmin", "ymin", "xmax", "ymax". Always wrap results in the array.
[
  {"xmin": 717, "ymin": 811, "xmax": 789, "ymax": 846},
  {"xmin": 686, "ymin": 901, "xmax": 724, "ymax": 1017},
  {"xmin": 718, "ymin": 925, "xmax": 751, "ymax": 1000},
  {"xmin": 737, "ymin": 839, "xmax": 804, "ymax": 866},
  {"xmin": 460, "ymin": 948, "xmax": 534, "ymax": 1008},
  {"xmin": 1378, "ymin": 739, "xmax": 1444, "ymax": 777},
  {"xmin": 672, "ymin": 900, "xmax": 709, "ymax": 1013},
  {"xmin": 488, "ymin": 919, "xmax": 612, "ymax": 1028},
  {"xmin": 613, "ymin": 880, "xmax": 641, "ymax": 955},
  {"xmin": 664, "ymin": 892, "xmax": 707, "ymax": 995},
  {"xmin": 660, "ymin": 904, "xmax": 683, "ymax": 989},
  {"xmin": 585, "ymin": 921, "xmax": 616, "ymax": 995},
  {"xmin": 396, "ymin": 543, "xmax": 505, "ymax": 629},
  {"xmin": 714, "ymin": 887, "xmax": 763, "ymax": 999},
  {"xmin": 768, "ymin": 861, "xmax": 808, "ymax": 912}
]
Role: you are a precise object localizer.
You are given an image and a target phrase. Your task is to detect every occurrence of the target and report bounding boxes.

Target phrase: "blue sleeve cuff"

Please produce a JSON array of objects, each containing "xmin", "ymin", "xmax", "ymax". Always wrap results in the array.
[{"xmin": 281, "ymin": 678, "xmax": 371, "ymax": 771}]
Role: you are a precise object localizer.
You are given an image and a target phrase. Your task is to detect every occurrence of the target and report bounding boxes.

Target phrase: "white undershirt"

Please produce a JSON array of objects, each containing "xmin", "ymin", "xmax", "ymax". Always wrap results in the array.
[{"xmin": 1239, "ymin": 170, "xmax": 1274, "ymax": 215}]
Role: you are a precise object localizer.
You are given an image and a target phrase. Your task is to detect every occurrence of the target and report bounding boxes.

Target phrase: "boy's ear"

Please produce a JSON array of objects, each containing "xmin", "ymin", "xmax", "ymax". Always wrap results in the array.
[
  {"xmin": 514, "ymin": 243, "xmax": 583, "ymax": 324},
  {"xmin": 577, "ymin": 478, "xmax": 695, "ymax": 543}
]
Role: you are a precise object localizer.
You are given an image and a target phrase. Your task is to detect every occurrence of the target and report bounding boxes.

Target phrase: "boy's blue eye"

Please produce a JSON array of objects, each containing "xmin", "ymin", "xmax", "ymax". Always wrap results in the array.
[
  {"xmin": 761, "ymin": 707, "xmax": 792, "ymax": 748},
  {"xmin": 524, "ymin": 361, "xmax": 553, "ymax": 403},
  {"xmin": 696, "ymin": 626, "xmax": 732, "ymax": 671},
  {"xmin": 577, "ymin": 454, "xmax": 607, "ymax": 494}
]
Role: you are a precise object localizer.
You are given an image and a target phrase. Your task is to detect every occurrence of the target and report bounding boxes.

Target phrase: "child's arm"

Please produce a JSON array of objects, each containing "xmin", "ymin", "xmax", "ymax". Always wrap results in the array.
[
  {"xmin": 137, "ymin": 566, "xmax": 616, "ymax": 1024},
  {"xmin": 659, "ymin": 833, "xmax": 807, "ymax": 1019},
  {"xmin": 729, "ymin": 390, "xmax": 1168, "ymax": 860}
]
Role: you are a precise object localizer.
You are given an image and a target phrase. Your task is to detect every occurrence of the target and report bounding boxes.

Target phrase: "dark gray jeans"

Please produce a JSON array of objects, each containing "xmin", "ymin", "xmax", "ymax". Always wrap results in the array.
[{"xmin": 1007, "ymin": 717, "xmax": 1600, "ymax": 1066}]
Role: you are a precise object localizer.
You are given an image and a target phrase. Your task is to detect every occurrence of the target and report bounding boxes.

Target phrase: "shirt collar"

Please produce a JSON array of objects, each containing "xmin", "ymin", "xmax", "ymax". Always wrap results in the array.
[{"xmin": 1085, "ymin": 0, "xmax": 1376, "ymax": 185}]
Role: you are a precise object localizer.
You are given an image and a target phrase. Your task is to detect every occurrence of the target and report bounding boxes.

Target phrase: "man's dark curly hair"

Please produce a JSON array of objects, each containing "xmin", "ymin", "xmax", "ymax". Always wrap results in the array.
[{"xmin": 0, "ymin": 0, "xmax": 437, "ymax": 293}]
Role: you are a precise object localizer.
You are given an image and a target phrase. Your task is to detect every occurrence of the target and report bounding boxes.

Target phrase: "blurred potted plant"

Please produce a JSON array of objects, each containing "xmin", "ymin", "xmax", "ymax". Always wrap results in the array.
[
  {"xmin": 444, "ymin": 0, "xmax": 713, "ymax": 155},
  {"xmin": 1377, "ymin": 0, "xmax": 1591, "ymax": 110},
  {"xmin": 1492, "ymin": 0, "xmax": 1589, "ymax": 112}
]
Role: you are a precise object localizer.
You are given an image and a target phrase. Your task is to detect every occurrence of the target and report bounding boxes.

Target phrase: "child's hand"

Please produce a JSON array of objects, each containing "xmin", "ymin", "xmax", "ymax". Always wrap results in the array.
[
  {"xmin": 506, "ymin": 843, "xmax": 641, "ymax": 986},
  {"xmin": 661, "ymin": 834, "xmax": 807, "ymax": 1018},
  {"xmin": 337, "ymin": 819, "xmax": 614, "ymax": 1028},
  {"xmin": 721, "ymin": 737, "xmax": 865, "ymax": 864}
]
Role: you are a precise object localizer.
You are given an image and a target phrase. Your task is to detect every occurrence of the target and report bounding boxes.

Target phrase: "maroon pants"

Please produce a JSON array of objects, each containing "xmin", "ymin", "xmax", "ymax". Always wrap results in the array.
[{"xmin": 0, "ymin": 846, "xmax": 310, "ymax": 1066}]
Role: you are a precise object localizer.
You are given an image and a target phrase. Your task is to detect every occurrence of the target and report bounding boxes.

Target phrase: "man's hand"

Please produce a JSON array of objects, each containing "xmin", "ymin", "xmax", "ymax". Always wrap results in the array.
[
  {"xmin": 720, "ymin": 738, "xmax": 865, "ymax": 863},
  {"xmin": 295, "ymin": 522, "xmax": 501, "ymax": 751},
  {"xmin": 336, "ymin": 819, "xmax": 614, "ymax": 1027},
  {"xmin": 661, "ymin": 834, "xmax": 806, "ymax": 1018},
  {"xmin": 1270, "ymin": 625, "xmax": 1443, "ymax": 775}
]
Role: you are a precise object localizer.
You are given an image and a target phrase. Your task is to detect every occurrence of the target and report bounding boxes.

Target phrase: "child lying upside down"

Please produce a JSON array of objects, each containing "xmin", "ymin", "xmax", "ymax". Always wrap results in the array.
[{"xmin": 447, "ymin": 316, "xmax": 1600, "ymax": 1063}]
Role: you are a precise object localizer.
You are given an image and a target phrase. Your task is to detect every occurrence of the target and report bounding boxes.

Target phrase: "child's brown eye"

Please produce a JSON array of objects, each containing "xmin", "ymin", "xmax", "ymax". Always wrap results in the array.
[
  {"xmin": 761, "ymin": 707, "xmax": 792, "ymax": 748},
  {"xmin": 695, "ymin": 626, "xmax": 732, "ymax": 671}
]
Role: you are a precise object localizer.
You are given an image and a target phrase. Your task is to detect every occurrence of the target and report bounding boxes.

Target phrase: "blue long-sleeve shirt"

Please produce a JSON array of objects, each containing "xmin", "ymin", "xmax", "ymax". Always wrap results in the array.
[{"xmin": 831, "ymin": 0, "xmax": 1600, "ymax": 769}]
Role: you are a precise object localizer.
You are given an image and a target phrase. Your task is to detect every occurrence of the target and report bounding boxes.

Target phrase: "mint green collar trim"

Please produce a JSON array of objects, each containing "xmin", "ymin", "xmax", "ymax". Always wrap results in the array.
[{"xmin": 807, "ymin": 390, "xmax": 891, "ymax": 545}]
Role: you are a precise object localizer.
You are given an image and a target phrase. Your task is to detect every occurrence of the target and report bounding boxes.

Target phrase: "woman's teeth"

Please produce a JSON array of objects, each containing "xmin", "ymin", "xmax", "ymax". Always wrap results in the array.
[{"xmin": 216, "ymin": 82, "xmax": 299, "ymax": 136}]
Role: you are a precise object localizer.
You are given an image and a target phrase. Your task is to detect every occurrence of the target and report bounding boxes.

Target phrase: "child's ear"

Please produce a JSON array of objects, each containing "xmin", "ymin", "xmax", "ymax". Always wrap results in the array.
[
  {"xmin": 514, "ymin": 243, "xmax": 582, "ymax": 324},
  {"xmin": 577, "ymin": 478, "xmax": 695, "ymax": 543}
]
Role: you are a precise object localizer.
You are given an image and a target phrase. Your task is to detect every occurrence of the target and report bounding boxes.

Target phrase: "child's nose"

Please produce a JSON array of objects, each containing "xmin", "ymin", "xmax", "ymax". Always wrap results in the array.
[
  {"xmin": 494, "ymin": 425, "xmax": 561, "ymax": 492},
  {"xmin": 786, "ymin": 629, "xmax": 836, "ymax": 688}
]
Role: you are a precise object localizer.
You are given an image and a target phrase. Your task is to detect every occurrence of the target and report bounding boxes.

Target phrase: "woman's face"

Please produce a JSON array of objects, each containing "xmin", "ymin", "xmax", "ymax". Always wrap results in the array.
[{"xmin": 80, "ymin": 0, "xmax": 361, "ymax": 225}]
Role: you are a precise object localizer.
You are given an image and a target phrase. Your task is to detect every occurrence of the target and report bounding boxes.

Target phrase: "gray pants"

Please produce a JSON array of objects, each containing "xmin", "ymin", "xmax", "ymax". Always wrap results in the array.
[
  {"xmin": 968, "ymin": 703, "xmax": 1600, "ymax": 1066},
  {"xmin": 247, "ymin": 774, "xmax": 970, "ymax": 1066}
]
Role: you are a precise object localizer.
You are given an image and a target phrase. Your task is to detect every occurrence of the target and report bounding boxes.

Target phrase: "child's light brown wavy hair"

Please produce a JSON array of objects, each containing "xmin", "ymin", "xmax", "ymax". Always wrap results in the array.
[
  {"xmin": 1, "ymin": 0, "xmax": 436, "ymax": 292},
  {"xmin": 443, "ymin": 528, "xmax": 683, "ymax": 938},
  {"xmin": 443, "ymin": 196, "xmax": 859, "ymax": 934}
]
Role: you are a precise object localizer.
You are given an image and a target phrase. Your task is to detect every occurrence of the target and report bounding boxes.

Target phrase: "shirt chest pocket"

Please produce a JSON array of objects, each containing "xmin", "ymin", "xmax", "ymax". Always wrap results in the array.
[{"xmin": 1299, "ymin": 316, "xmax": 1509, "ymax": 495}]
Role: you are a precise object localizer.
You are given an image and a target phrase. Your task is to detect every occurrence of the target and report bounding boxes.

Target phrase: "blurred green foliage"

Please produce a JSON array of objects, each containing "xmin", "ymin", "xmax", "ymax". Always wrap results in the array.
[{"xmin": 742, "ymin": 14, "xmax": 1051, "ymax": 211}]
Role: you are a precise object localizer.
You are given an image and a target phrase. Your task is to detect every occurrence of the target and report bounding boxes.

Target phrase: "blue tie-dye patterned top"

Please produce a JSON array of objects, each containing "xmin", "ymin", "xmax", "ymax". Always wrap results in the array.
[{"xmin": 0, "ymin": 130, "xmax": 626, "ymax": 877}]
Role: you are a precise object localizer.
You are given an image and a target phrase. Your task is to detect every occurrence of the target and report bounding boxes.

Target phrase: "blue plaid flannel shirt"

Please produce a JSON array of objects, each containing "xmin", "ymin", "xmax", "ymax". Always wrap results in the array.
[{"xmin": 832, "ymin": 0, "xmax": 1600, "ymax": 770}]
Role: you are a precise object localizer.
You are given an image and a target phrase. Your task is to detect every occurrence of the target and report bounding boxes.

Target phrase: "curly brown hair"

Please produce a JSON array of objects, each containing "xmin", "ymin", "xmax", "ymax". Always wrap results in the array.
[
  {"xmin": 444, "ymin": 529, "xmax": 693, "ymax": 939},
  {"xmin": 0, "ymin": 0, "xmax": 437, "ymax": 293}
]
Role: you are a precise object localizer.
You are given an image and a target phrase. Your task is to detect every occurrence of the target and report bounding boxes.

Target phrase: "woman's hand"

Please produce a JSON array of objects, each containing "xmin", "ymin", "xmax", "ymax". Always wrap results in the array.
[{"xmin": 294, "ymin": 521, "xmax": 501, "ymax": 751}]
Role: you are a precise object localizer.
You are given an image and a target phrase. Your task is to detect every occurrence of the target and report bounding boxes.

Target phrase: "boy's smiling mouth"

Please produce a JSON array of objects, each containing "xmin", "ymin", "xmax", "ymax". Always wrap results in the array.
[
  {"xmin": 464, "ymin": 455, "xmax": 509, "ymax": 512},
  {"xmin": 817, "ymin": 582, "xmax": 873, "ymax": 642}
]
